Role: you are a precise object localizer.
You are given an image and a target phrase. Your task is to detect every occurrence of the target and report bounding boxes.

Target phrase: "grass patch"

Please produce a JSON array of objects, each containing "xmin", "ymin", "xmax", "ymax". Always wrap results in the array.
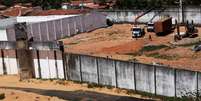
[
  {"xmin": 146, "ymin": 52, "xmax": 179, "ymax": 60},
  {"xmin": 126, "ymin": 52, "xmax": 142, "ymax": 57},
  {"xmin": 140, "ymin": 45, "xmax": 169, "ymax": 52},
  {"xmin": 0, "ymin": 93, "xmax": 5, "ymax": 100},
  {"xmin": 125, "ymin": 45, "xmax": 170, "ymax": 57},
  {"xmin": 87, "ymin": 83, "xmax": 113, "ymax": 89},
  {"xmin": 177, "ymin": 41, "xmax": 201, "ymax": 47},
  {"xmin": 67, "ymin": 41, "xmax": 81, "ymax": 45}
]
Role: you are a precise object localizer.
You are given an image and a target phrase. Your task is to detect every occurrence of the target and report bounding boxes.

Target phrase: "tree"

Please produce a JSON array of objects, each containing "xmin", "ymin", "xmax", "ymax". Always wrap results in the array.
[
  {"xmin": 2, "ymin": 0, "xmax": 14, "ymax": 6},
  {"xmin": 114, "ymin": 0, "xmax": 201, "ymax": 9},
  {"xmin": 31, "ymin": 0, "xmax": 71, "ymax": 10}
]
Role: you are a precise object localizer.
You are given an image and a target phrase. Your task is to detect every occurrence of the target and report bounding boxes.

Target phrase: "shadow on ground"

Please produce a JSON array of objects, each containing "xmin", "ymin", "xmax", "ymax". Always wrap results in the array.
[{"xmin": 0, "ymin": 87, "xmax": 155, "ymax": 101}]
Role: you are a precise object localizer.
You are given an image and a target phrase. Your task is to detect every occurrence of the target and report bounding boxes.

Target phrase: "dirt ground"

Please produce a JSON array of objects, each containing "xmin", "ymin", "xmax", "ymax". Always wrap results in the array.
[
  {"xmin": 63, "ymin": 24, "xmax": 201, "ymax": 71},
  {"xmin": 0, "ymin": 75, "xmax": 158, "ymax": 101}
]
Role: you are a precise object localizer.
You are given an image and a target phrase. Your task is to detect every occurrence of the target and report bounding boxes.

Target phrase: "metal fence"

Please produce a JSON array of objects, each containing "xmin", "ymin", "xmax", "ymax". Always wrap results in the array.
[{"xmin": 26, "ymin": 12, "xmax": 107, "ymax": 42}]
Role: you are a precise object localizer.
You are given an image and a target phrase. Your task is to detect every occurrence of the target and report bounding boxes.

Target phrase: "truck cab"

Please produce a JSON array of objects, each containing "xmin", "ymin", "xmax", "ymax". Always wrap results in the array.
[
  {"xmin": 147, "ymin": 22, "xmax": 154, "ymax": 32},
  {"xmin": 131, "ymin": 26, "xmax": 145, "ymax": 38}
]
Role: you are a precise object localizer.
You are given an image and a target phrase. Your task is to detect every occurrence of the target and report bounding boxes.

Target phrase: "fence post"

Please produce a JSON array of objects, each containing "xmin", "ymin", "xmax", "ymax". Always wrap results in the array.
[
  {"xmin": 196, "ymin": 71, "xmax": 199, "ymax": 100},
  {"xmin": 65, "ymin": 54, "xmax": 70, "ymax": 80},
  {"xmin": 1, "ymin": 49, "xmax": 6, "ymax": 75},
  {"xmin": 15, "ymin": 49, "xmax": 19, "ymax": 70},
  {"xmin": 36, "ymin": 50, "xmax": 41, "ymax": 79},
  {"xmin": 174, "ymin": 69, "xmax": 177, "ymax": 97},
  {"xmin": 79, "ymin": 55, "xmax": 83, "ymax": 82},
  {"xmin": 96, "ymin": 57, "xmax": 100, "ymax": 84},
  {"xmin": 54, "ymin": 50, "xmax": 59, "ymax": 79},
  {"xmin": 154, "ymin": 65, "xmax": 157, "ymax": 95},
  {"xmin": 133, "ymin": 61, "xmax": 136, "ymax": 90},
  {"xmin": 114, "ymin": 60, "xmax": 118, "ymax": 88},
  {"xmin": 61, "ymin": 51, "xmax": 67, "ymax": 80}
]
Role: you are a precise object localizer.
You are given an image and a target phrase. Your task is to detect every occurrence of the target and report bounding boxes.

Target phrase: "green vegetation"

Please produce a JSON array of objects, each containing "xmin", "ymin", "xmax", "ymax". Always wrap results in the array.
[
  {"xmin": 32, "ymin": 0, "xmax": 71, "ymax": 10},
  {"xmin": 177, "ymin": 41, "xmax": 201, "ymax": 47},
  {"xmin": 146, "ymin": 52, "xmax": 179, "ymax": 60},
  {"xmin": 2, "ymin": 0, "xmax": 201, "ymax": 10},
  {"xmin": 2, "ymin": 0, "xmax": 14, "ymax": 6},
  {"xmin": 0, "ymin": 93, "xmax": 5, "ymax": 100},
  {"xmin": 125, "ymin": 45, "xmax": 170, "ymax": 58},
  {"xmin": 1, "ymin": 0, "xmax": 70, "ymax": 9},
  {"xmin": 140, "ymin": 45, "xmax": 169, "ymax": 52},
  {"xmin": 114, "ymin": 0, "xmax": 201, "ymax": 9}
]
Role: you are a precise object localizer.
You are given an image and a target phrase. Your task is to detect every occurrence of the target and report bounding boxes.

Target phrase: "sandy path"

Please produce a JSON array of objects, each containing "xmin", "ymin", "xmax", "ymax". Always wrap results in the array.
[{"xmin": 0, "ymin": 76, "xmax": 157, "ymax": 101}]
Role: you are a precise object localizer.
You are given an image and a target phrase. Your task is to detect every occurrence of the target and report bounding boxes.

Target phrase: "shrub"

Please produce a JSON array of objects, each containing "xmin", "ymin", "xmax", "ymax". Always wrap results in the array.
[
  {"xmin": 0, "ymin": 93, "xmax": 5, "ymax": 100},
  {"xmin": 140, "ymin": 45, "xmax": 169, "ymax": 52}
]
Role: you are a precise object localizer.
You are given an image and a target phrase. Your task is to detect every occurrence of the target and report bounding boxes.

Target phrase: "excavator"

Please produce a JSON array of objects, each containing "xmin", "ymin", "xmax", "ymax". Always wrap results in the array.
[{"xmin": 174, "ymin": 20, "xmax": 197, "ymax": 41}]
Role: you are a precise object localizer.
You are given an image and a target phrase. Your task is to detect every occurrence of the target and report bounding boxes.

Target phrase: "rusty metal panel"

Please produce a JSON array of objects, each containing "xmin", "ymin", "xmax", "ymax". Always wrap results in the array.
[{"xmin": 154, "ymin": 17, "xmax": 172, "ymax": 34}]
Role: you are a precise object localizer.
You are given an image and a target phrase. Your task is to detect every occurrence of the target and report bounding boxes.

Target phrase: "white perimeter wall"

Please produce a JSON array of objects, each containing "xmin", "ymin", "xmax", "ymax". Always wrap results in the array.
[{"xmin": 0, "ymin": 29, "xmax": 8, "ymax": 41}]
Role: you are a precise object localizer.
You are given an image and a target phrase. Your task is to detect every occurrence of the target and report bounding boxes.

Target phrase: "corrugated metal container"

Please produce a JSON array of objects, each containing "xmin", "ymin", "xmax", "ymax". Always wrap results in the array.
[{"xmin": 154, "ymin": 17, "xmax": 172, "ymax": 35}]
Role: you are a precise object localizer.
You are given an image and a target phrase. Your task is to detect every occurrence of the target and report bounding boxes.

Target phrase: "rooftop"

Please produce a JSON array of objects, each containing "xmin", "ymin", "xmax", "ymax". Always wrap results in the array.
[
  {"xmin": 0, "ymin": 5, "xmax": 34, "ymax": 17},
  {"xmin": 28, "ymin": 9, "xmax": 89, "ymax": 16},
  {"xmin": 0, "ymin": 15, "xmax": 78, "ymax": 28}
]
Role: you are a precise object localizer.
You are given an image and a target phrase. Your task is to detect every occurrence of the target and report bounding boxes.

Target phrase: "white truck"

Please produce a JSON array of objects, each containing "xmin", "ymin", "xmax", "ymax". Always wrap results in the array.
[{"xmin": 131, "ymin": 26, "xmax": 145, "ymax": 38}]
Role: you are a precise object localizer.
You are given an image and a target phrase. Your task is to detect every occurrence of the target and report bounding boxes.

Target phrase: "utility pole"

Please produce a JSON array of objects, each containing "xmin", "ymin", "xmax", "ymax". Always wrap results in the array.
[
  {"xmin": 179, "ymin": 0, "xmax": 183, "ymax": 23},
  {"xmin": 81, "ymin": 0, "xmax": 84, "ymax": 10}
]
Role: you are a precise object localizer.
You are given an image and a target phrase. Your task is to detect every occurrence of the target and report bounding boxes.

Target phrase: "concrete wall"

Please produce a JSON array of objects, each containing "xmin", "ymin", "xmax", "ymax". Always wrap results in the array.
[
  {"xmin": 102, "ymin": 7, "xmax": 201, "ymax": 24},
  {"xmin": 116, "ymin": 60, "xmax": 135, "ymax": 89},
  {"xmin": 65, "ymin": 53, "xmax": 201, "ymax": 98},
  {"xmin": 135, "ymin": 63, "xmax": 155, "ymax": 94},
  {"xmin": 80, "ymin": 55, "xmax": 98, "ymax": 83},
  {"xmin": 155, "ymin": 66, "xmax": 175, "ymax": 96},
  {"xmin": 2, "ymin": 51, "xmax": 201, "ymax": 98},
  {"xmin": 97, "ymin": 57, "xmax": 116, "ymax": 86},
  {"xmin": 66, "ymin": 54, "xmax": 81, "ymax": 81},
  {"xmin": 176, "ymin": 70, "xmax": 197, "ymax": 97}
]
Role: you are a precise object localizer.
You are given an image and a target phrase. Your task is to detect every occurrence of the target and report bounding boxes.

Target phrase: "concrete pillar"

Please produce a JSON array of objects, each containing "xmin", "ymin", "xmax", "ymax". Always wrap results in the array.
[
  {"xmin": 17, "ymin": 48, "xmax": 34, "ymax": 79},
  {"xmin": 15, "ymin": 23, "xmax": 34, "ymax": 79}
]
